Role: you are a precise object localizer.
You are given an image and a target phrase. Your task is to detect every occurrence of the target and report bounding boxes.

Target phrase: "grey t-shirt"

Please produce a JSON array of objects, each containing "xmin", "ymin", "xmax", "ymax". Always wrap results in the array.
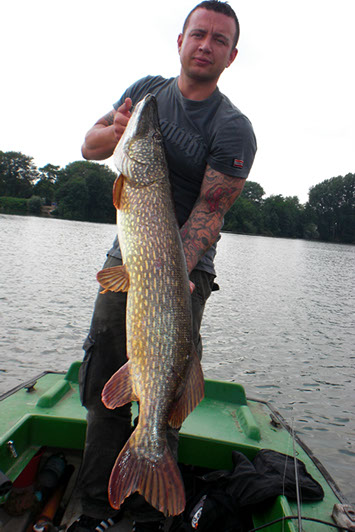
[{"xmin": 108, "ymin": 76, "xmax": 257, "ymax": 275}]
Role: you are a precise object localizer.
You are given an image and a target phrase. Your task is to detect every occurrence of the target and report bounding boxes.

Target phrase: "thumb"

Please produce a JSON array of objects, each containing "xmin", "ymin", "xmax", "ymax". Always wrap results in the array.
[{"xmin": 121, "ymin": 97, "xmax": 132, "ymax": 115}]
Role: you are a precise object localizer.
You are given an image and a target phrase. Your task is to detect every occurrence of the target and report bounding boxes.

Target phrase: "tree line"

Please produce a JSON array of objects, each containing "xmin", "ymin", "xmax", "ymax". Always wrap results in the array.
[
  {"xmin": 1, "ymin": 150, "xmax": 354, "ymax": 243},
  {"xmin": 0, "ymin": 151, "xmax": 117, "ymax": 224},
  {"xmin": 224, "ymin": 175, "xmax": 355, "ymax": 243}
]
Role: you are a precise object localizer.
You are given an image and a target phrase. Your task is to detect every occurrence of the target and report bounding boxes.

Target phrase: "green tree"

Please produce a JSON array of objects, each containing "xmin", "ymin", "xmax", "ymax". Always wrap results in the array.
[
  {"xmin": 307, "ymin": 173, "xmax": 355, "ymax": 243},
  {"xmin": 282, "ymin": 196, "xmax": 304, "ymax": 238},
  {"xmin": 28, "ymin": 195, "xmax": 43, "ymax": 215},
  {"xmin": 302, "ymin": 203, "xmax": 318, "ymax": 240},
  {"xmin": 242, "ymin": 180, "xmax": 265, "ymax": 204},
  {"xmin": 262, "ymin": 195, "xmax": 303, "ymax": 238},
  {"xmin": 262, "ymin": 195, "xmax": 281, "ymax": 236},
  {"xmin": 0, "ymin": 151, "xmax": 39, "ymax": 198},
  {"xmin": 55, "ymin": 161, "xmax": 117, "ymax": 223},
  {"xmin": 34, "ymin": 164, "xmax": 62, "ymax": 205},
  {"xmin": 224, "ymin": 196, "xmax": 262, "ymax": 234},
  {"xmin": 224, "ymin": 180, "xmax": 265, "ymax": 234},
  {"xmin": 39, "ymin": 164, "xmax": 62, "ymax": 183},
  {"xmin": 55, "ymin": 176, "xmax": 89, "ymax": 220}
]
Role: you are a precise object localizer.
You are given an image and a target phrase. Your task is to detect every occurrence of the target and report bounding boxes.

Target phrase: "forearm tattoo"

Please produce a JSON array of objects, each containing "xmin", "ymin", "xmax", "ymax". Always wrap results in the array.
[
  {"xmin": 181, "ymin": 165, "xmax": 245, "ymax": 273},
  {"xmin": 102, "ymin": 110, "xmax": 115, "ymax": 126}
]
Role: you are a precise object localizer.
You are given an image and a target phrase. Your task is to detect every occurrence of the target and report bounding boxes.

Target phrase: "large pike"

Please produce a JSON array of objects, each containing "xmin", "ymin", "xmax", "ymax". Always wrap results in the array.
[{"xmin": 97, "ymin": 94, "xmax": 204, "ymax": 516}]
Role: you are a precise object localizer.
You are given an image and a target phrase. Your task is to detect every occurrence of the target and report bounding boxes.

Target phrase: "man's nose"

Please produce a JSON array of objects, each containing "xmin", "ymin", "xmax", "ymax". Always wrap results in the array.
[{"xmin": 198, "ymin": 36, "xmax": 212, "ymax": 53}]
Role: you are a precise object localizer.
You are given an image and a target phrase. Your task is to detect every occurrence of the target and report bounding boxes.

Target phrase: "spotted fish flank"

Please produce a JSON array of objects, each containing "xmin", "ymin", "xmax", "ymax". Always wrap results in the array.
[{"xmin": 96, "ymin": 94, "xmax": 204, "ymax": 517}]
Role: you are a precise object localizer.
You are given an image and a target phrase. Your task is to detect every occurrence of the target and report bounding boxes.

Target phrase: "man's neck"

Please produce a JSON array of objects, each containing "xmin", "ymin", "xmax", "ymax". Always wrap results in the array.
[{"xmin": 177, "ymin": 72, "xmax": 218, "ymax": 101}]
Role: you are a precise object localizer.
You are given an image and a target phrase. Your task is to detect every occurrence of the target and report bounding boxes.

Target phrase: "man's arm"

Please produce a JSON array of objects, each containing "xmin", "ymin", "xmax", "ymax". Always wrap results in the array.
[
  {"xmin": 81, "ymin": 98, "xmax": 132, "ymax": 161},
  {"xmin": 180, "ymin": 164, "xmax": 245, "ymax": 274}
]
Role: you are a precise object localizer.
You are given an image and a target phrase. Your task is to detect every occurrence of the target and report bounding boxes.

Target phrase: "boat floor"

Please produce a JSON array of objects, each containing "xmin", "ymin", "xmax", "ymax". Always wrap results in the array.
[{"xmin": 0, "ymin": 448, "xmax": 173, "ymax": 531}]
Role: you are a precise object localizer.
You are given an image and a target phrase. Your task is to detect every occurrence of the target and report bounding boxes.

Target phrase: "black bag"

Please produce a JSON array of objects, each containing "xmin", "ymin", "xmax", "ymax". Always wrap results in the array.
[{"xmin": 172, "ymin": 449, "xmax": 324, "ymax": 531}]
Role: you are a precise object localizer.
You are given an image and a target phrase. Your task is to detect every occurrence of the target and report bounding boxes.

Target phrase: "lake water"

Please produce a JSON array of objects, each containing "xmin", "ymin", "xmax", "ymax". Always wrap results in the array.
[{"xmin": 0, "ymin": 214, "xmax": 354, "ymax": 504}]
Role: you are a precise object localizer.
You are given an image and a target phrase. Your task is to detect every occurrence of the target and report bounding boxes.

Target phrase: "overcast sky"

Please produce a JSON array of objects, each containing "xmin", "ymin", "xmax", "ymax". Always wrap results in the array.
[{"xmin": 1, "ymin": 0, "xmax": 354, "ymax": 203}]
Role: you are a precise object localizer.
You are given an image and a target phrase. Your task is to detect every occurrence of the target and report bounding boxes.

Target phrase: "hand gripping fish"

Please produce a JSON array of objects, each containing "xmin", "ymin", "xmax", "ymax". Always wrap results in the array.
[{"xmin": 97, "ymin": 94, "xmax": 205, "ymax": 517}]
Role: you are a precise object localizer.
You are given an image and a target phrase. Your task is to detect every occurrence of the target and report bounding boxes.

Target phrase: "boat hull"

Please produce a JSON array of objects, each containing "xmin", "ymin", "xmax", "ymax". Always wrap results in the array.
[{"xmin": 0, "ymin": 362, "xmax": 350, "ymax": 531}]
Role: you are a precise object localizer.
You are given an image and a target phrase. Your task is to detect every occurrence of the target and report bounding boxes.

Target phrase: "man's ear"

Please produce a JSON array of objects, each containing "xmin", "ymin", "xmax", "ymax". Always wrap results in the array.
[
  {"xmin": 226, "ymin": 47, "xmax": 238, "ymax": 68},
  {"xmin": 177, "ymin": 33, "xmax": 183, "ymax": 53}
]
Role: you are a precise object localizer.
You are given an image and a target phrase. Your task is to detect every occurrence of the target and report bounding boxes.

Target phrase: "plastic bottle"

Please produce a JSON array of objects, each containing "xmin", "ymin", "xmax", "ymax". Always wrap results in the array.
[{"xmin": 37, "ymin": 453, "xmax": 66, "ymax": 490}]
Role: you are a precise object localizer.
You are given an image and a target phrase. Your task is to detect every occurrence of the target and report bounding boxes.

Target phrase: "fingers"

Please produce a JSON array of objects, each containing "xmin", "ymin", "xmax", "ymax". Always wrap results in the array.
[
  {"xmin": 113, "ymin": 98, "xmax": 132, "ymax": 140},
  {"xmin": 189, "ymin": 280, "xmax": 195, "ymax": 294}
]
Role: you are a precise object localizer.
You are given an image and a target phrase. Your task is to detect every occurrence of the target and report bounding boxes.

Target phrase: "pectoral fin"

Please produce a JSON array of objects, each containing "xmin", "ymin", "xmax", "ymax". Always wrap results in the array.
[
  {"xmin": 97, "ymin": 264, "xmax": 130, "ymax": 293},
  {"xmin": 168, "ymin": 349, "xmax": 205, "ymax": 428},
  {"xmin": 113, "ymin": 174, "xmax": 124, "ymax": 209}
]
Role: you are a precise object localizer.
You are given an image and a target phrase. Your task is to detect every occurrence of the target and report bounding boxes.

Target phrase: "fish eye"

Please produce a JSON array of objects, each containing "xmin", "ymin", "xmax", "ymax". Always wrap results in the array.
[{"xmin": 153, "ymin": 132, "xmax": 162, "ymax": 141}]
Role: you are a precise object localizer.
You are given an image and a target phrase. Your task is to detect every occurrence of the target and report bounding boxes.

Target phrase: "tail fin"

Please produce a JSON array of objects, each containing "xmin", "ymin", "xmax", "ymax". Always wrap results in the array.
[{"xmin": 108, "ymin": 432, "xmax": 185, "ymax": 517}]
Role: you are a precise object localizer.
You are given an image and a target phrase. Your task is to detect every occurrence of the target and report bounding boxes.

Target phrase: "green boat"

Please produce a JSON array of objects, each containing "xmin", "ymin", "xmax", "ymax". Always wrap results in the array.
[{"xmin": 0, "ymin": 362, "xmax": 353, "ymax": 531}]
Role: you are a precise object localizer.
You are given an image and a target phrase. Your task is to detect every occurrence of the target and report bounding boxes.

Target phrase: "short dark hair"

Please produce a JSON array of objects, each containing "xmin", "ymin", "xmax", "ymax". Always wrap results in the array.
[{"xmin": 182, "ymin": 1, "xmax": 240, "ymax": 49}]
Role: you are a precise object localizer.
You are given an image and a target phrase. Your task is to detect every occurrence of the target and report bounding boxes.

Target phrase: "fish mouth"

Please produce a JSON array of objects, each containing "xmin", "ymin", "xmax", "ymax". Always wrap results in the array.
[
  {"xmin": 114, "ymin": 93, "xmax": 164, "ymax": 182},
  {"xmin": 133, "ymin": 94, "xmax": 160, "ymax": 138},
  {"xmin": 123, "ymin": 94, "xmax": 163, "ymax": 165}
]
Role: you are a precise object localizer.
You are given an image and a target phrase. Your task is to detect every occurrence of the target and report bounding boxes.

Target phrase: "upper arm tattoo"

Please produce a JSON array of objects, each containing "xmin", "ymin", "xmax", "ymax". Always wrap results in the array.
[{"xmin": 199, "ymin": 165, "xmax": 245, "ymax": 215}]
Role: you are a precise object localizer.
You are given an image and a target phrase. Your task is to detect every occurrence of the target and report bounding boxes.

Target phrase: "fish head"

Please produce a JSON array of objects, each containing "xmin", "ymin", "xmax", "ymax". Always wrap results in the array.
[{"xmin": 113, "ymin": 94, "xmax": 168, "ymax": 187}]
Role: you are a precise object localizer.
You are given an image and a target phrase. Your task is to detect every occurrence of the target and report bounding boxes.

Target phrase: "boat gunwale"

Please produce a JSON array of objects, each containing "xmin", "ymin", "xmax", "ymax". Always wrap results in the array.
[
  {"xmin": 247, "ymin": 394, "xmax": 348, "ymax": 505},
  {"xmin": 0, "ymin": 371, "xmax": 65, "ymax": 402}
]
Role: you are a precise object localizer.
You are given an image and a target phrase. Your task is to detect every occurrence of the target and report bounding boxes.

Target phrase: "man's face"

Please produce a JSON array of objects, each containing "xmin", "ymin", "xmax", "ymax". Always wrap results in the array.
[{"xmin": 178, "ymin": 8, "xmax": 238, "ymax": 84}]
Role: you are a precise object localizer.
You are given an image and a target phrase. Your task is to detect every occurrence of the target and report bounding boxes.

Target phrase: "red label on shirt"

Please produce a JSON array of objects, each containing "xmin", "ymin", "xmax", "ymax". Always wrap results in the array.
[{"xmin": 233, "ymin": 158, "xmax": 244, "ymax": 168}]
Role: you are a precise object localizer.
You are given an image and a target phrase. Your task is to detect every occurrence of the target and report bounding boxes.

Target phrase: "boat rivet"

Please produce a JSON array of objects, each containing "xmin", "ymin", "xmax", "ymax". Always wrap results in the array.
[
  {"xmin": 6, "ymin": 440, "xmax": 18, "ymax": 458},
  {"xmin": 25, "ymin": 381, "xmax": 37, "ymax": 393},
  {"xmin": 270, "ymin": 414, "xmax": 281, "ymax": 428}
]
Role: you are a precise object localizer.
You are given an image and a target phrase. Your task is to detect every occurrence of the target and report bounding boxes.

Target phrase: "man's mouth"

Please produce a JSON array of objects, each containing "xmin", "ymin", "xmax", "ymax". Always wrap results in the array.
[{"xmin": 193, "ymin": 56, "xmax": 212, "ymax": 66}]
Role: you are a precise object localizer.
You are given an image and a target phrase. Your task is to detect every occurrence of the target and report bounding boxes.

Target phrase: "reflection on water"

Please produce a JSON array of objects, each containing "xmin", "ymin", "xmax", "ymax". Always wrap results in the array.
[{"xmin": 0, "ymin": 215, "xmax": 354, "ymax": 504}]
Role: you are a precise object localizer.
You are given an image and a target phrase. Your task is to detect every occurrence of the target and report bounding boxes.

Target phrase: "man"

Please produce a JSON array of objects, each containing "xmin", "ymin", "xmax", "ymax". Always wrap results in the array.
[{"xmin": 70, "ymin": 2, "xmax": 256, "ymax": 531}]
